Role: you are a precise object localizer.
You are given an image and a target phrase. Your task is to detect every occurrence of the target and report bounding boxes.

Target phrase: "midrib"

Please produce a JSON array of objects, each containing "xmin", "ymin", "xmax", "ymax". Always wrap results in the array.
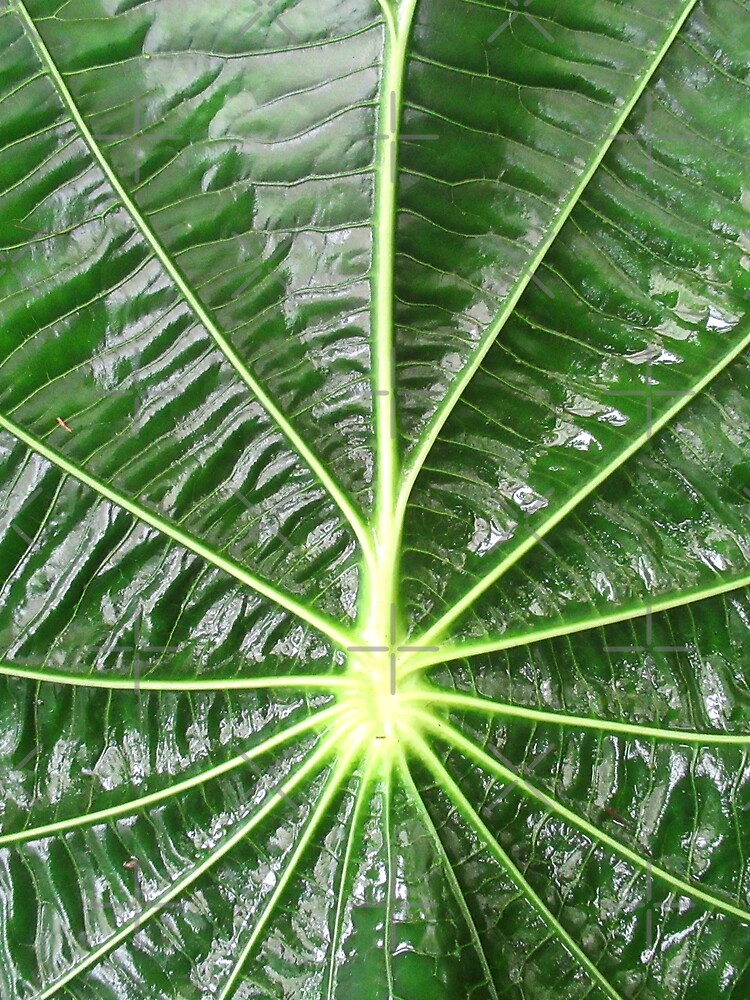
[{"xmin": 366, "ymin": 0, "xmax": 419, "ymax": 646}]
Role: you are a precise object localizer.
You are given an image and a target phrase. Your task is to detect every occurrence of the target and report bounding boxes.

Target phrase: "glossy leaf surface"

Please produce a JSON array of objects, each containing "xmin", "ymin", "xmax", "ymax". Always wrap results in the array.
[{"xmin": 0, "ymin": 0, "xmax": 749, "ymax": 996}]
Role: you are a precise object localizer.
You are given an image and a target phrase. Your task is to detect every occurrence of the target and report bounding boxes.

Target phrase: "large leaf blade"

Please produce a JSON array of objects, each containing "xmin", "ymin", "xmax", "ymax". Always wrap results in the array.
[{"xmin": 0, "ymin": 0, "xmax": 748, "ymax": 997}]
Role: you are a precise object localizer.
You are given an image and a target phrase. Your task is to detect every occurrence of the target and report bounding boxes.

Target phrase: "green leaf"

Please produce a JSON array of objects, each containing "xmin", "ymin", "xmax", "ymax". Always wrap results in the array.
[{"xmin": 0, "ymin": 0, "xmax": 748, "ymax": 996}]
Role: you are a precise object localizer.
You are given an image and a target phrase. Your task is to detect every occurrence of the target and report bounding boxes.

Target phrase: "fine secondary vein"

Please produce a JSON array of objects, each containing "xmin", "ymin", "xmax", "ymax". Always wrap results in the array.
[
  {"xmin": 405, "ymin": 689, "xmax": 750, "ymax": 745},
  {"xmin": 217, "ymin": 743, "xmax": 360, "ymax": 1000},
  {"xmin": 413, "ymin": 317, "xmax": 750, "ymax": 648},
  {"xmin": 409, "ymin": 727, "xmax": 625, "ymax": 1000},
  {"xmin": 14, "ymin": 0, "xmax": 375, "ymax": 569},
  {"xmin": 31, "ymin": 723, "xmax": 350, "ymax": 1000},
  {"xmin": 427, "ymin": 714, "xmax": 750, "ymax": 926},
  {"xmin": 0, "ymin": 411, "xmax": 356, "ymax": 650},
  {"xmin": 393, "ymin": 0, "xmax": 702, "ymax": 561},
  {"xmin": 403, "ymin": 563, "xmax": 750, "ymax": 672},
  {"xmin": 0, "ymin": 705, "xmax": 343, "ymax": 846}
]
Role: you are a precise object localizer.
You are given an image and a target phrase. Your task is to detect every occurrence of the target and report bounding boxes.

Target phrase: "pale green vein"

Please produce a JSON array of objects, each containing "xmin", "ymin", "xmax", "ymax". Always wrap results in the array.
[
  {"xmin": 407, "ymin": 728, "xmax": 625, "ymax": 1000},
  {"xmin": 325, "ymin": 754, "xmax": 378, "ymax": 1000},
  {"xmin": 403, "ymin": 568, "xmax": 750, "ymax": 672},
  {"xmin": 375, "ymin": 0, "xmax": 396, "ymax": 37},
  {"xmin": 414, "ymin": 317, "xmax": 750, "ymax": 648},
  {"xmin": 0, "ymin": 660, "xmax": 352, "ymax": 691},
  {"xmin": 394, "ymin": 0, "xmax": 702, "ymax": 540},
  {"xmin": 426, "ymin": 714, "xmax": 750, "ymax": 926},
  {"xmin": 405, "ymin": 689, "xmax": 750, "ymax": 746},
  {"xmin": 398, "ymin": 751, "xmax": 500, "ymax": 1000},
  {"xmin": 0, "ymin": 411, "xmax": 356, "ymax": 650},
  {"xmin": 0, "ymin": 705, "xmax": 343, "ymax": 847},
  {"xmin": 13, "ymin": 0, "xmax": 375, "ymax": 570},
  {"xmin": 383, "ymin": 758, "xmax": 396, "ymax": 998},
  {"xmin": 32, "ymin": 721, "xmax": 351, "ymax": 1000},
  {"xmin": 366, "ymin": 0, "xmax": 418, "ymax": 643},
  {"xmin": 217, "ymin": 742, "xmax": 361, "ymax": 1000}
]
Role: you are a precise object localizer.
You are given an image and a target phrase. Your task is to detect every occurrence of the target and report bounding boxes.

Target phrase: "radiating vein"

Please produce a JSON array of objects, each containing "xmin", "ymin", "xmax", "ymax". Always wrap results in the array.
[
  {"xmin": 0, "ymin": 660, "xmax": 352, "ymax": 691},
  {"xmin": 407, "ymin": 729, "xmax": 625, "ymax": 1000},
  {"xmin": 13, "ymin": 0, "xmax": 375, "ymax": 568},
  {"xmin": 403, "ymin": 568, "xmax": 750, "ymax": 671},
  {"xmin": 383, "ymin": 758, "xmax": 396, "ymax": 997},
  {"xmin": 30, "ymin": 722, "xmax": 350, "ymax": 1000},
  {"xmin": 427, "ymin": 714, "xmax": 750, "ymax": 926},
  {"xmin": 2, "ymin": 0, "xmax": 746, "ymax": 994},
  {"xmin": 398, "ymin": 751, "xmax": 500, "ymax": 1000},
  {"xmin": 394, "ymin": 0, "xmax": 701, "ymax": 548},
  {"xmin": 0, "ymin": 411, "xmax": 356, "ymax": 650},
  {"xmin": 405, "ymin": 689, "xmax": 750, "ymax": 746},
  {"xmin": 325, "ymin": 754, "xmax": 377, "ymax": 1000},
  {"xmin": 217, "ymin": 742, "xmax": 361, "ymax": 1000},
  {"xmin": 413, "ymin": 317, "xmax": 750, "ymax": 648},
  {"xmin": 0, "ymin": 705, "xmax": 343, "ymax": 847}
]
